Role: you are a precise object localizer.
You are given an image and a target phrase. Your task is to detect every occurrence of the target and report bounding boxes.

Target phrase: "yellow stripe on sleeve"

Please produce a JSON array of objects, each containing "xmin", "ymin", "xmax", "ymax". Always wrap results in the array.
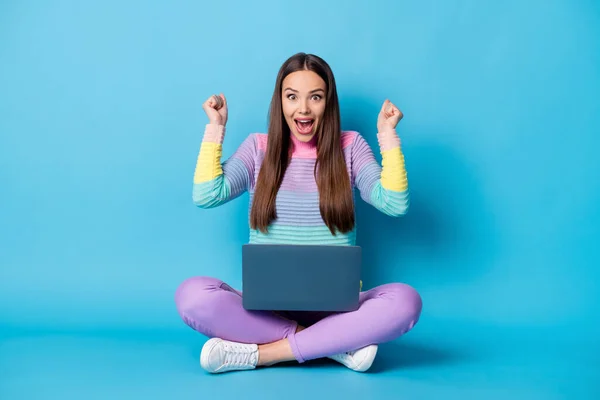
[
  {"xmin": 193, "ymin": 142, "xmax": 223, "ymax": 184},
  {"xmin": 380, "ymin": 147, "xmax": 408, "ymax": 192}
]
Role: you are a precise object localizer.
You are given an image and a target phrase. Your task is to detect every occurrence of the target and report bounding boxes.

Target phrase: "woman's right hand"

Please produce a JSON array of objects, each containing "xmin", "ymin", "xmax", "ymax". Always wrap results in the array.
[{"xmin": 202, "ymin": 93, "xmax": 228, "ymax": 126}]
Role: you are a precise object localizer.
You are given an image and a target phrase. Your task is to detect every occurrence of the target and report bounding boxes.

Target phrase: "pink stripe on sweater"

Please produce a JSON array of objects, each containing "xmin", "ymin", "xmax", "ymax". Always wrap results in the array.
[
  {"xmin": 255, "ymin": 131, "xmax": 357, "ymax": 157},
  {"xmin": 256, "ymin": 133, "xmax": 268, "ymax": 153},
  {"xmin": 341, "ymin": 131, "xmax": 357, "ymax": 149},
  {"xmin": 377, "ymin": 129, "xmax": 401, "ymax": 151},
  {"xmin": 202, "ymin": 124, "xmax": 225, "ymax": 144}
]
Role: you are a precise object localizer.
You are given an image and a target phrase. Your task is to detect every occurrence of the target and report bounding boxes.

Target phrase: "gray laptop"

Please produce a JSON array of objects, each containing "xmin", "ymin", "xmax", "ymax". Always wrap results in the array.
[{"xmin": 242, "ymin": 244, "xmax": 361, "ymax": 312}]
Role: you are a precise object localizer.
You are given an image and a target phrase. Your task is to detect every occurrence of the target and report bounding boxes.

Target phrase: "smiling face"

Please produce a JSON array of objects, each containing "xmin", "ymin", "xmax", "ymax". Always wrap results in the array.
[{"xmin": 281, "ymin": 70, "xmax": 327, "ymax": 143}]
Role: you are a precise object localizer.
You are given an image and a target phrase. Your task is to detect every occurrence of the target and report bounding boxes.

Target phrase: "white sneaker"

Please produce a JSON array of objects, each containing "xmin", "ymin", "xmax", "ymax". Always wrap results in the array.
[
  {"xmin": 200, "ymin": 338, "xmax": 259, "ymax": 373},
  {"xmin": 328, "ymin": 344, "xmax": 378, "ymax": 372}
]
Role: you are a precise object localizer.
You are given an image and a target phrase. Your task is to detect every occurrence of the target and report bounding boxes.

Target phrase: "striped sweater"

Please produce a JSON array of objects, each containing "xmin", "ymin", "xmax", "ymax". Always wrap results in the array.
[{"xmin": 192, "ymin": 124, "xmax": 409, "ymax": 245}]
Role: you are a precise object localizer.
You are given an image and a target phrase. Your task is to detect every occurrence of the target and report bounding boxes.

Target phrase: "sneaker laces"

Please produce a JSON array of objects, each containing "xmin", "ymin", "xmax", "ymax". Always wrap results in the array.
[{"xmin": 222, "ymin": 342, "xmax": 257, "ymax": 367}]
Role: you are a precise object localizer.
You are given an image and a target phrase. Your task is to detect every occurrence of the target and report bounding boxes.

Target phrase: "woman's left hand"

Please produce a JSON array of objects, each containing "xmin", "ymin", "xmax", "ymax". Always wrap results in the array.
[{"xmin": 377, "ymin": 99, "xmax": 403, "ymax": 132}]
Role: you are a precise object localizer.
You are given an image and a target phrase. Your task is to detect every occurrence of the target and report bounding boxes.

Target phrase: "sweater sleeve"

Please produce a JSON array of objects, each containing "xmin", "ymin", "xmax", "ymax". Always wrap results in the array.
[
  {"xmin": 351, "ymin": 130, "xmax": 409, "ymax": 217},
  {"xmin": 192, "ymin": 124, "xmax": 256, "ymax": 208}
]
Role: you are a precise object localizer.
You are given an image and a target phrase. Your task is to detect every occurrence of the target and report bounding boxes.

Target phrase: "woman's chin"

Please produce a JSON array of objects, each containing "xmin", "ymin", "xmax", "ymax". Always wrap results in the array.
[{"xmin": 292, "ymin": 131, "xmax": 316, "ymax": 142}]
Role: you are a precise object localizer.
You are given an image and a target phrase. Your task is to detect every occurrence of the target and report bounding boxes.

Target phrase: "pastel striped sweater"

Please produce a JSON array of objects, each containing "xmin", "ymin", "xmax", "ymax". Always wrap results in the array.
[{"xmin": 192, "ymin": 124, "xmax": 409, "ymax": 245}]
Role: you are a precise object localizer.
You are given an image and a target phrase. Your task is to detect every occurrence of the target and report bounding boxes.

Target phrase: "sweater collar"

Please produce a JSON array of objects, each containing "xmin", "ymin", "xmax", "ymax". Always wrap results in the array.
[{"xmin": 290, "ymin": 132, "xmax": 318, "ymax": 155}]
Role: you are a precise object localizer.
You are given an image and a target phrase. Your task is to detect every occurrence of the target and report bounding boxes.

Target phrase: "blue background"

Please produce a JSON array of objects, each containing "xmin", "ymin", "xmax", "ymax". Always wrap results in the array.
[{"xmin": 1, "ymin": 0, "xmax": 599, "ymax": 398}]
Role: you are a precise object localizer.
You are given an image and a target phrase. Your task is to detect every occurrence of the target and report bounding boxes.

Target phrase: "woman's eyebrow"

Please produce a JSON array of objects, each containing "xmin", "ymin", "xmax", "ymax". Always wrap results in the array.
[{"xmin": 283, "ymin": 88, "xmax": 325, "ymax": 93}]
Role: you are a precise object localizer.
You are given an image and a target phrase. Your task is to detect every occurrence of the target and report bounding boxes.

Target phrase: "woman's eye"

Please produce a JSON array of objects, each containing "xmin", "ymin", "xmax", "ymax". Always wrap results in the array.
[
  {"xmin": 287, "ymin": 94, "xmax": 296, "ymax": 100},
  {"xmin": 312, "ymin": 95, "xmax": 322, "ymax": 101}
]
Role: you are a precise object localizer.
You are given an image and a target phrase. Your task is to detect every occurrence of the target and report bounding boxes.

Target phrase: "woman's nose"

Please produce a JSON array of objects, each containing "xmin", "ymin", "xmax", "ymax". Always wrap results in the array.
[{"xmin": 299, "ymin": 100, "xmax": 310, "ymax": 114}]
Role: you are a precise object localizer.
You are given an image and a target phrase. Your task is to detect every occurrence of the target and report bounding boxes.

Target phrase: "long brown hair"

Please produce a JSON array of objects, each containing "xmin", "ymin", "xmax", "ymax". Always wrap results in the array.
[{"xmin": 250, "ymin": 53, "xmax": 354, "ymax": 235}]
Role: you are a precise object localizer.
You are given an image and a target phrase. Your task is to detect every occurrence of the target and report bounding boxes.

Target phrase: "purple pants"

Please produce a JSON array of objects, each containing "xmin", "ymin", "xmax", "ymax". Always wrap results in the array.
[{"xmin": 175, "ymin": 276, "xmax": 422, "ymax": 363}]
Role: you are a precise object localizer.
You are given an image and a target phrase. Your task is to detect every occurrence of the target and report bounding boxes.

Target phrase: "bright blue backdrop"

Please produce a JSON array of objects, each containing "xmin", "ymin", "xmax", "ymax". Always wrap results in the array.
[{"xmin": 1, "ymin": 0, "xmax": 599, "ymax": 398}]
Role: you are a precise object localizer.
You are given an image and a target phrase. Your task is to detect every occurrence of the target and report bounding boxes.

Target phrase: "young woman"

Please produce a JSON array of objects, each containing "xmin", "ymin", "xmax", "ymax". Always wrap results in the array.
[{"xmin": 175, "ymin": 53, "xmax": 422, "ymax": 373}]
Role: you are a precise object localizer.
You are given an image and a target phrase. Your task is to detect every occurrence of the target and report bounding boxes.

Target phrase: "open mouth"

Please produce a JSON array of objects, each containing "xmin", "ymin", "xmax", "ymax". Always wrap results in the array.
[{"xmin": 294, "ymin": 118, "xmax": 315, "ymax": 135}]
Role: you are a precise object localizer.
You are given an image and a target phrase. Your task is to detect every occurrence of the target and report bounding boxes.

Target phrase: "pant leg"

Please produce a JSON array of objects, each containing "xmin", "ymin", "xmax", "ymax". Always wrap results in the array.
[
  {"xmin": 175, "ymin": 276, "xmax": 298, "ymax": 344},
  {"xmin": 288, "ymin": 282, "xmax": 423, "ymax": 363}
]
